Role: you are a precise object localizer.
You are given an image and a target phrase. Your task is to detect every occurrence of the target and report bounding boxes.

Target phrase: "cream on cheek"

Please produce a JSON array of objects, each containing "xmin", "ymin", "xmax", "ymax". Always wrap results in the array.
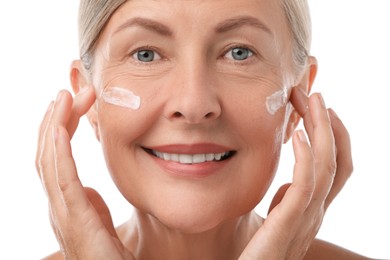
[
  {"xmin": 265, "ymin": 73, "xmax": 293, "ymax": 115},
  {"xmin": 101, "ymin": 86, "xmax": 141, "ymax": 110},
  {"xmin": 266, "ymin": 87, "xmax": 288, "ymax": 115}
]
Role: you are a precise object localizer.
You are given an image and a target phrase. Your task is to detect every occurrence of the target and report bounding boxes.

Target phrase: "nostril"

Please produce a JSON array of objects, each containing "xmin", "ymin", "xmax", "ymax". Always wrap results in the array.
[
  {"xmin": 205, "ymin": 112, "xmax": 214, "ymax": 119},
  {"xmin": 173, "ymin": 111, "xmax": 182, "ymax": 118}
]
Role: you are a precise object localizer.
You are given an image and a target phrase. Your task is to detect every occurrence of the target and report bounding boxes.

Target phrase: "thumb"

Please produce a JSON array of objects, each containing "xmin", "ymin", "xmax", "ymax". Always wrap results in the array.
[
  {"xmin": 84, "ymin": 187, "xmax": 119, "ymax": 239},
  {"xmin": 268, "ymin": 183, "xmax": 291, "ymax": 215}
]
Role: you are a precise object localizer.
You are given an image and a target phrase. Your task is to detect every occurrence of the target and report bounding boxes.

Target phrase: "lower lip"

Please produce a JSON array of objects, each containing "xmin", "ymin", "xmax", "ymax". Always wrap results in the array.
[{"xmin": 148, "ymin": 154, "xmax": 231, "ymax": 178}]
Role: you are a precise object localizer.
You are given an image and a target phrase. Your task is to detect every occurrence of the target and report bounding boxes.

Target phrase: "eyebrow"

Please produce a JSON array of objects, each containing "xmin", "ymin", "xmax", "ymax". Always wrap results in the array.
[
  {"xmin": 215, "ymin": 15, "xmax": 273, "ymax": 36},
  {"xmin": 114, "ymin": 17, "xmax": 173, "ymax": 36},
  {"xmin": 114, "ymin": 15, "xmax": 273, "ymax": 38}
]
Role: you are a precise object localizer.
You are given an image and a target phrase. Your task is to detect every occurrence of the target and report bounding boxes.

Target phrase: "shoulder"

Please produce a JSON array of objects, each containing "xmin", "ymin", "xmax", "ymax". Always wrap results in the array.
[
  {"xmin": 42, "ymin": 251, "xmax": 63, "ymax": 260},
  {"xmin": 43, "ymin": 238, "xmax": 372, "ymax": 259},
  {"xmin": 304, "ymin": 239, "xmax": 372, "ymax": 260}
]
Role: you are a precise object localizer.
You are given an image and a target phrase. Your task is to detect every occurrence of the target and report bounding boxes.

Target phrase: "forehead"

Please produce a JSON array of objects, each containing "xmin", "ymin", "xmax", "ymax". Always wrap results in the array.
[{"xmin": 103, "ymin": 0, "xmax": 289, "ymax": 41}]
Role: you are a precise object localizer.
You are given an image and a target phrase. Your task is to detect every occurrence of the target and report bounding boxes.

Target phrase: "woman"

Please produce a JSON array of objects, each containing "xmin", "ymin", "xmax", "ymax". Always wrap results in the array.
[{"xmin": 36, "ymin": 0, "xmax": 368, "ymax": 259}]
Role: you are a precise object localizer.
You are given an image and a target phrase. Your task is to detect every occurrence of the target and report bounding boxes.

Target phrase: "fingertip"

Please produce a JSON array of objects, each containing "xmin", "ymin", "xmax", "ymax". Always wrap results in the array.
[
  {"xmin": 328, "ymin": 108, "xmax": 339, "ymax": 119},
  {"xmin": 51, "ymin": 125, "xmax": 60, "ymax": 143},
  {"xmin": 292, "ymin": 130, "xmax": 310, "ymax": 152},
  {"xmin": 308, "ymin": 93, "xmax": 332, "ymax": 130},
  {"xmin": 296, "ymin": 129, "xmax": 308, "ymax": 144},
  {"xmin": 46, "ymin": 101, "xmax": 54, "ymax": 112},
  {"xmin": 290, "ymin": 87, "xmax": 309, "ymax": 117},
  {"xmin": 72, "ymin": 85, "xmax": 96, "ymax": 113},
  {"xmin": 293, "ymin": 130, "xmax": 314, "ymax": 166},
  {"xmin": 52, "ymin": 126, "xmax": 74, "ymax": 167},
  {"xmin": 316, "ymin": 93, "xmax": 326, "ymax": 109},
  {"xmin": 54, "ymin": 90, "xmax": 74, "ymax": 112},
  {"xmin": 74, "ymin": 85, "xmax": 96, "ymax": 103}
]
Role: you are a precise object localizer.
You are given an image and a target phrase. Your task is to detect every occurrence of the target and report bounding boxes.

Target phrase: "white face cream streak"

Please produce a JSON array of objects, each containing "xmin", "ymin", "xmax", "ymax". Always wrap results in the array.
[
  {"xmin": 101, "ymin": 86, "xmax": 141, "ymax": 110},
  {"xmin": 266, "ymin": 87, "xmax": 288, "ymax": 115},
  {"xmin": 265, "ymin": 71, "xmax": 294, "ymax": 116}
]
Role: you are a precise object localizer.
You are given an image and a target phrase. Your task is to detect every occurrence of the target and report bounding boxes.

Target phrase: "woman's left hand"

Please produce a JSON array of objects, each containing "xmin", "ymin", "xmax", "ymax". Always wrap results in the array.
[{"xmin": 239, "ymin": 89, "xmax": 353, "ymax": 260}]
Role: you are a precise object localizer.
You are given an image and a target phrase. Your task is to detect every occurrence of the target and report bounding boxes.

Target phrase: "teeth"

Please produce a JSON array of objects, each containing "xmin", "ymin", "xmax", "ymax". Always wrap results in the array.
[
  {"xmin": 152, "ymin": 151, "xmax": 230, "ymax": 164},
  {"xmin": 206, "ymin": 153, "xmax": 214, "ymax": 161},
  {"xmin": 179, "ymin": 154, "xmax": 193, "ymax": 164},
  {"xmin": 193, "ymin": 154, "xmax": 205, "ymax": 163}
]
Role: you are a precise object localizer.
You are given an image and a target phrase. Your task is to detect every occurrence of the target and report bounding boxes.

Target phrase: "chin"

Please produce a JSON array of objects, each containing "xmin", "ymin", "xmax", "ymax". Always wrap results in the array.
[
  {"xmin": 144, "ymin": 192, "xmax": 255, "ymax": 234},
  {"xmin": 154, "ymin": 208, "xmax": 227, "ymax": 234}
]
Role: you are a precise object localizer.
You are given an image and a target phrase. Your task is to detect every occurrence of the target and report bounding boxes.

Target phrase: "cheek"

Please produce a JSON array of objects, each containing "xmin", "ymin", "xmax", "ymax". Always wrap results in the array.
[
  {"xmin": 218, "ymin": 83, "xmax": 286, "ymax": 210},
  {"xmin": 95, "ymin": 93, "xmax": 156, "ymax": 181}
]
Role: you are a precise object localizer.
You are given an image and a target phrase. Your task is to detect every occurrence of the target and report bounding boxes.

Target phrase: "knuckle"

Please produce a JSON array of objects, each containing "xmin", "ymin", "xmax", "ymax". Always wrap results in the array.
[
  {"xmin": 328, "ymin": 160, "xmax": 337, "ymax": 177},
  {"xmin": 338, "ymin": 159, "xmax": 354, "ymax": 179},
  {"xmin": 343, "ymin": 161, "xmax": 354, "ymax": 177},
  {"xmin": 38, "ymin": 157, "xmax": 50, "ymax": 176},
  {"xmin": 35, "ymin": 157, "xmax": 41, "ymax": 173},
  {"xmin": 301, "ymin": 185, "xmax": 315, "ymax": 199},
  {"xmin": 317, "ymin": 158, "xmax": 337, "ymax": 178},
  {"xmin": 57, "ymin": 175, "xmax": 70, "ymax": 194},
  {"xmin": 307, "ymin": 151, "xmax": 315, "ymax": 164},
  {"xmin": 293, "ymin": 182, "xmax": 315, "ymax": 201}
]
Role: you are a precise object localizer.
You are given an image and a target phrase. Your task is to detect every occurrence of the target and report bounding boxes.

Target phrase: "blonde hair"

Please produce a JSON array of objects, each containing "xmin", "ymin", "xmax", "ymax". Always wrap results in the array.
[
  {"xmin": 78, "ymin": 0, "xmax": 311, "ymax": 75},
  {"xmin": 79, "ymin": 0, "xmax": 127, "ymax": 70},
  {"xmin": 280, "ymin": 0, "xmax": 312, "ymax": 76}
]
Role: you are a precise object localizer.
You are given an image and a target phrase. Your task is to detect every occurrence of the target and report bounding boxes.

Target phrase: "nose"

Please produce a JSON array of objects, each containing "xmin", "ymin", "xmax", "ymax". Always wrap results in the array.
[{"xmin": 165, "ymin": 59, "xmax": 222, "ymax": 124}]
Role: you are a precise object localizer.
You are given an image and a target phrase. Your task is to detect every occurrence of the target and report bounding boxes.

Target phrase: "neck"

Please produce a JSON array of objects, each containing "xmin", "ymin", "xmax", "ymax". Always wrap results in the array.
[{"xmin": 119, "ymin": 209, "xmax": 263, "ymax": 260}]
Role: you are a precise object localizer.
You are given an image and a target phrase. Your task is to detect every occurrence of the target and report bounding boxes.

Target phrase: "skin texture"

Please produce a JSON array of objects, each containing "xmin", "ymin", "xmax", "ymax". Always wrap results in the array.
[{"xmin": 36, "ymin": 0, "xmax": 369, "ymax": 259}]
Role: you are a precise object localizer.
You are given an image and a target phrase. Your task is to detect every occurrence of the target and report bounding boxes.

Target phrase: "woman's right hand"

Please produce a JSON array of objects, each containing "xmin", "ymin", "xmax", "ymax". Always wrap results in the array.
[{"xmin": 35, "ymin": 87, "xmax": 135, "ymax": 260}]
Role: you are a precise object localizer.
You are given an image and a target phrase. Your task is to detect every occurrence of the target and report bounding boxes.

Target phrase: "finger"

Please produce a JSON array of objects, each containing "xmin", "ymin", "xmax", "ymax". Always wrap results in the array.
[
  {"xmin": 38, "ymin": 91, "xmax": 73, "ymax": 201},
  {"xmin": 325, "ymin": 109, "xmax": 353, "ymax": 209},
  {"xmin": 53, "ymin": 125, "xmax": 124, "ymax": 255},
  {"xmin": 239, "ymin": 130, "xmax": 314, "ymax": 258},
  {"xmin": 35, "ymin": 101, "xmax": 54, "ymax": 175},
  {"xmin": 66, "ymin": 85, "xmax": 96, "ymax": 139},
  {"xmin": 268, "ymin": 183, "xmax": 291, "ymax": 215},
  {"xmin": 53, "ymin": 125, "xmax": 90, "ymax": 214},
  {"xmin": 290, "ymin": 87, "xmax": 309, "ymax": 118},
  {"xmin": 84, "ymin": 187, "xmax": 119, "ymax": 239},
  {"xmin": 37, "ymin": 86, "xmax": 94, "ymax": 180},
  {"xmin": 270, "ymin": 130, "xmax": 315, "ymax": 223},
  {"xmin": 309, "ymin": 94, "xmax": 336, "ymax": 203},
  {"xmin": 290, "ymin": 87, "xmax": 314, "ymax": 142},
  {"xmin": 48, "ymin": 203, "xmax": 66, "ymax": 248}
]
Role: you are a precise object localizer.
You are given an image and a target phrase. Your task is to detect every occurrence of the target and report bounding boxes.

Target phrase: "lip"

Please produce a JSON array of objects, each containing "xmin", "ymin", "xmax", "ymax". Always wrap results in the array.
[
  {"xmin": 146, "ymin": 143, "xmax": 232, "ymax": 154},
  {"xmin": 143, "ymin": 143, "xmax": 236, "ymax": 178}
]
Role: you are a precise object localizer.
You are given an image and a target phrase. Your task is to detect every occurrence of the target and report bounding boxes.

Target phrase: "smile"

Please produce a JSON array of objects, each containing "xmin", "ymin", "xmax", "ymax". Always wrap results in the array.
[{"xmin": 143, "ymin": 147, "xmax": 235, "ymax": 165}]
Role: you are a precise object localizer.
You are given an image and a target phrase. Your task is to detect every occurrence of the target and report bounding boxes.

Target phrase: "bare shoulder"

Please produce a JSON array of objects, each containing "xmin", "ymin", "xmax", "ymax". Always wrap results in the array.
[
  {"xmin": 42, "ymin": 238, "xmax": 373, "ymax": 260},
  {"xmin": 305, "ymin": 239, "xmax": 372, "ymax": 260},
  {"xmin": 42, "ymin": 251, "xmax": 63, "ymax": 260}
]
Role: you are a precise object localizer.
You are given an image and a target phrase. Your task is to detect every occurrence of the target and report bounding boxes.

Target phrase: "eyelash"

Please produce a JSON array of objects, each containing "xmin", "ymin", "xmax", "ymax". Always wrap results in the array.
[
  {"xmin": 129, "ymin": 45, "xmax": 164, "ymax": 64},
  {"xmin": 221, "ymin": 44, "xmax": 259, "ymax": 64}
]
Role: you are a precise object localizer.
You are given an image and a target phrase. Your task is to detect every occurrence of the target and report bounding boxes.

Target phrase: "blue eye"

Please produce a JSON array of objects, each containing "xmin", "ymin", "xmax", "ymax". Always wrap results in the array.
[
  {"xmin": 226, "ymin": 47, "xmax": 253, "ymax": 61},
  {"xmin": 133, "ymin": 49, "xmax": 161, "ymax": 62}
]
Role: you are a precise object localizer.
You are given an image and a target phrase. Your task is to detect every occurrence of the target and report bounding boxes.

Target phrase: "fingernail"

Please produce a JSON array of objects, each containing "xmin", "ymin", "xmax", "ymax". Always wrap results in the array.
[
  {"xmin": 46, "ymin": 101, "xmax": 54, "ymax": 112},
  {"xmin": 329, "ymin": 108, "xmax": 339, "ymax": 119},
  {"xmin": 78, "ymin": 86, "xmax": 90, "ymax": 95},
  {"xmin": 317, "ymin": 93, "xmax": 326, "ymax": 108},
  {"xmin": 52, "ymin": 125, "xmax": 59, "ymax": 142},
  {"xmin": 290, "ymin": 87, "xmax": 309, "ymax": 116},
  {"xmin": 56, "ymin": 91, "xmax": 64, "ymax": 102},
  {"xmin": 297, "ymin": 130, "xmax": 308, "ymax": 143}
]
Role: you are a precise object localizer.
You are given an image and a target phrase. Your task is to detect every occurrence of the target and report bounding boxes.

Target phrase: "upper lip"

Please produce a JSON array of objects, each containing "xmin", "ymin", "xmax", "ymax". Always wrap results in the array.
[{"xmin": 143, "ymin": 143, "xmax": 234, "ymax": 154}]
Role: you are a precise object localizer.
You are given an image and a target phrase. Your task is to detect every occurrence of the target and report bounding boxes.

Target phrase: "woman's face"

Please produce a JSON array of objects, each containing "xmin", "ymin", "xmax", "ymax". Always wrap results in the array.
[{"xmin": 89, "ymin": 0, "xmax": 295, "ymax": 232}]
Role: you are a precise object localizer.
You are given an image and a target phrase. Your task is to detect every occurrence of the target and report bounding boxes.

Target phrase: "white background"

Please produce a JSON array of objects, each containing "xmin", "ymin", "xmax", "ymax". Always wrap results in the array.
[{"xmin": 0, "ymin": 1, "xmax": 389, "ymax": 259}]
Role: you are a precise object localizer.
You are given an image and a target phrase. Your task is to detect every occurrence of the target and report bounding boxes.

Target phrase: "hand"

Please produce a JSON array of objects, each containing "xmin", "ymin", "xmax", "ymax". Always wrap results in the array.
[
  {"xmin": 35, "ymin": 87, "xmax": 135, "ymax": 260},
  {"xmin": 239, "ymin": 88, "xmax": 353, "ymax": 260}
]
